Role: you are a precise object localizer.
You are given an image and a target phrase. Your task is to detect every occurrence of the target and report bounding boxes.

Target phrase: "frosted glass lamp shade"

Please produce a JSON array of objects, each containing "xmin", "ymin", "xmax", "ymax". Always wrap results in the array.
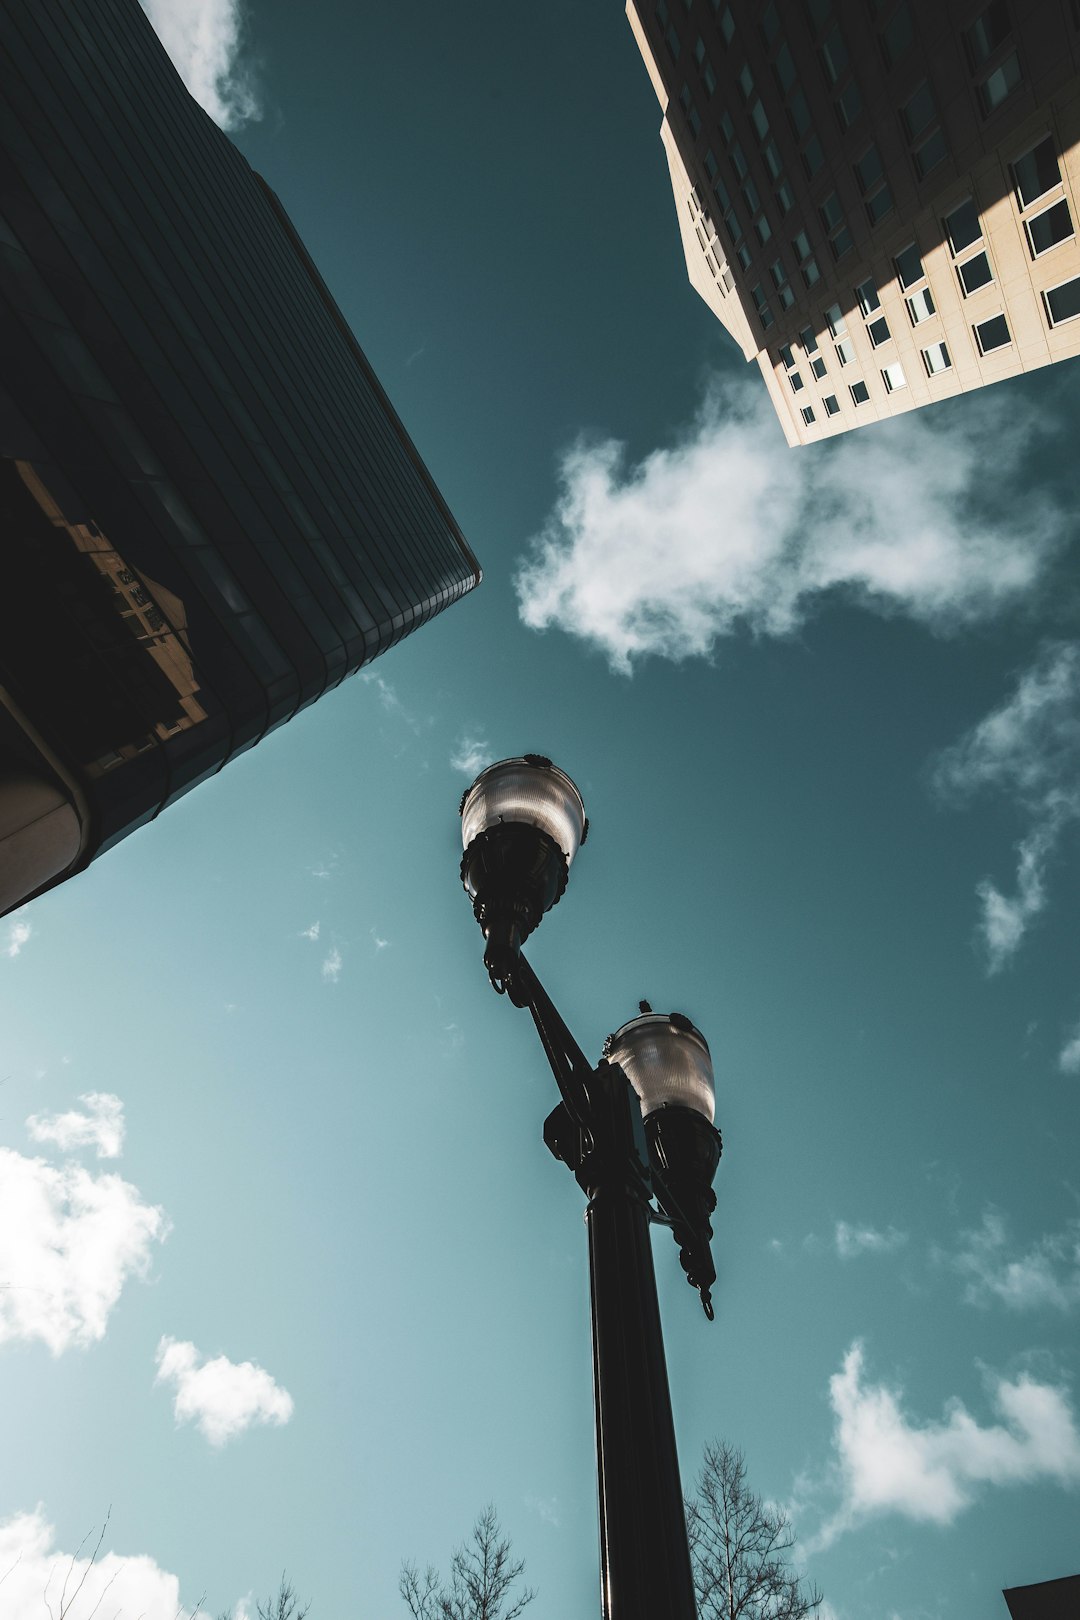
[
  {"xmin": 604, "ymin": 1012, "xmax": 715, "ymax": 1124},
  {"xmin": 460, "ymin": 756, "xmax": 586, "ymax": 864}
]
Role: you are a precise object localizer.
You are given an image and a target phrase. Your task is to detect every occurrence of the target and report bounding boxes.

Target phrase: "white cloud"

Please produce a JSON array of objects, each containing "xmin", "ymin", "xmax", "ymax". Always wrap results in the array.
[
  {"xmin": 300, "ymin": 921, "xmax": 321, "ymax": 941},
  {"xmin": 155, "ymin": 1336, "xmax": 293, "ymax": 1446},
  {"xmin": 515, "ymin": 380, "xmax": 1061, "ymax": 675},
  {"xmin": 524, "ymin": 1493, "xmax": 561, "ymax": 1528},
  {"xmin": 321, "ymin": 946, "xmax": 343, "ymax": 983},
  {"xmin": 934, "ymin": 643, "xmax": 1080, "ymax": 970},
  {"xmin": 946, "ymin": 1211, "xmax": 1080, "ymax": 1312},
  {"xmin": 138, "ymin": 0, "xmax": 260, "ymax": 129},
  {"xmin": 450, "ymin": 731, "xmax": 492, "ymax": 778},
  {"xmin": 0, "ymin": 1147, "xmax": 166, "ymax": 1354},
  {"xmin": 25, "ymin": 1093, "xmax": 125, "ymax": 1160},
  {"xmin": 360, "ymin": 671, "xmax": 425, "ymax": 734},
  {"xmin": 815, "ymin": 1341, "xmax": 1080, "ymax": 1547},
  {"xmin": 1060, "ymin": 1019, "xmax": 1080, "ymax": 1075},
  {"xmin": 4, "ymin": 917, "xmax": 32, "ymax": 958},
  {"xmin": 370, "ymin": 926, "xmax": 389, "ymax": 952},
  {"xmin": 835, "ymin": 1221, "xmax": 908, "ymax": 1259},
  {"xmin": 0, "ymin": 1507, "xmax": 198, "ymax": 1620}
]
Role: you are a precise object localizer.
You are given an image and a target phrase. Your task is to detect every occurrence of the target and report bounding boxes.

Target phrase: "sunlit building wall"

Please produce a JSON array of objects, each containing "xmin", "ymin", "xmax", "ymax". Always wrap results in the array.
[
  {"xmin": 627, "ymin": 0, "xmax": 1080, "ymax": 445},
  {"xmin": 0, "ymin": 0, "xmax": 480, "ymax": 916}
]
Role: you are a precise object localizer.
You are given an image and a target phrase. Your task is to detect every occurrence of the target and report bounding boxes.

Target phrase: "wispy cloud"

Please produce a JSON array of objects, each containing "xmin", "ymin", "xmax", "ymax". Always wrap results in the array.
[
  {"xmin": 138, "ymin": 0, "xmax": 260, "ymax": 129},
  {"xmin": 515, "ymin": 380, "xmax": 1063, "ymax": 674},
  {"xmin": 321, "ymin": 946, "xmax": 343, "ymax": 983},
  {"xmin": 0, "ymin": 1146, "xmax": 167, "ymax": 1354},
  {"xmin": 26, "ymin": 1093, "xmax": 125, "ymax": 1160},
  {"xmin": 154, "ymin": 1336, "xmax": 293, "ymax": 1447},
  {"xmin": 4, "ymin": 916, "xmax": 32, "ymax": 958},
  {"xmin": 299, "ymin": 921, "xmax": 321, "ymax": 941},
  {"xmin": 934, "ymin": 643, "xmax": 1080, "ymax": 971},
  {"xmin": 370, "ymin": 927, "xmax": 389, "ymax": 952},
  {"xmin": 943, "ymin": 1211, "xmax": 1080, "ymax": 1312},
  {"xmin": 1060, "ymin": 1019, "xmax": 1080, "ymax": 1075},
  {"xmin": 524, "ymin": 1493, "xmax": 561, "ymax": 1528},
  {"xmin": 450, "ymin": 731, "xmax": 492, "ymax": 778},
  {"xmin": 835, "ymin": 1222, "xmax": 908, "ymax": 1260},
  {"xmin": 360, "ymin": 671, "xmax": 426, "ymax": 735},
  {"xmin": 813, "ymin": 1341, "xmax": 1080, "ymax": 1548},
  {"xmin": 0, "ymin": 1507, "xmax": 196, "ymax": 1620}
]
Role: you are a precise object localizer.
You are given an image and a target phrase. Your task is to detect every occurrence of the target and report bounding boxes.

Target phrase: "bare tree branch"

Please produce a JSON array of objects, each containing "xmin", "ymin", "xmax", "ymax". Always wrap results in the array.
[
  {"xmin": 686, "ymin": 1443, "xmax": 822, "ymax": 1620},
  {"xmin": 400, "ymin": 1506, "xmax": 535, "ymax": 1620}
]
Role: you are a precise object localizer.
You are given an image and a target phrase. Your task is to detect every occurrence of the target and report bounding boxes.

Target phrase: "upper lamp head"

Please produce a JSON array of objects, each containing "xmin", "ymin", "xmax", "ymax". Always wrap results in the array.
[{"xmin": 460, "ymin": 755, "xmax": 587, "ymax": 989}]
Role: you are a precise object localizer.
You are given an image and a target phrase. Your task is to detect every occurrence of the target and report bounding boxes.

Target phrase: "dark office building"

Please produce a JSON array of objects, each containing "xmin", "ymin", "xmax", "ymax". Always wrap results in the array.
[
  {"xmin": 0, "ymin": 0, "xmax": 480, "ymax": 916},
  {"xmin": 1004, "ymin": 1573, "xmax": 1080, "ymax": 1619}
]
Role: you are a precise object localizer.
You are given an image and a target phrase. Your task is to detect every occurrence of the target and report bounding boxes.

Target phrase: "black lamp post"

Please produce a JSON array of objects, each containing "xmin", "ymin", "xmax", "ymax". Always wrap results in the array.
[{"xmin": 459, "ymin": 755, "xmax": 722, "ymax": 1620}]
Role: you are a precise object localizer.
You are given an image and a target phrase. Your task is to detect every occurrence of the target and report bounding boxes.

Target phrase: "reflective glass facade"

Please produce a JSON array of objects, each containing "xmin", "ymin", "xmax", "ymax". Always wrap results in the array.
[{"xmin": 0, "ymin": 0, "xmax": 480, "ymax": 911}]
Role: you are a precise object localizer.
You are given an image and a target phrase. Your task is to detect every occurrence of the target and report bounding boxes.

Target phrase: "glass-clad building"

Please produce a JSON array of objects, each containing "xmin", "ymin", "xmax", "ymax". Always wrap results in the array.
[{"xmin": 0, "ymin": 0, "xmax": 480, "ymax": 915}]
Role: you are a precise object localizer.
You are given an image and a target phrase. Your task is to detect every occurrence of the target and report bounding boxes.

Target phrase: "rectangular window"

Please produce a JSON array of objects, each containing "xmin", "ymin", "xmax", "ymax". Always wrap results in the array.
[
  {"xmin": 906, "ymin": 286, "xmax": 936, "ymax": 323},
  {"xmin": 761, "ymin": 1, "xmax": 780, "ymax": 44},
  {"xmin": 824, "ymin": 393, "xmax": 841, "ymax": 416},
  {"xmin": 856, "ymin": 276, "xmax": 881, "ymax": 315},
  {"xmin": 754, "ymin": 213, "xmax": 773, "ymax": 246},
  {"xmin": 751, "ymin": 98, "xmax": 770, "ymax": 139},
  {"xmin": 800, "ymin": 325, "xmax": 819, "ymax": 354},
  {"xmin": 666, "ymin": 23, "xmax": 682, "ymax": 60},
  {"xmin": 901, "ymin": 80, "xmax": 935, "ymax": 140},
  {"xmin": 763, "ymin": 139, "xmax": 783, "ymax": 180},
  {"xmin": 964, "ymin": 0, "xmax": 1010, "ymax": 68},
  {"xmin": 978, "ymin": 51, "xmax": 1021, "ymax": 115},
  {"xmin": 819, "ymin": 191, "xmax": 845, "ymax": 232},
  {"xmin": 714, "ymin": 3, "xmax": 735, "ymax": 43},
  {"xmin": 922, "ymin": 341, "xmax": 952, "ymax": 374},
  {"xmin": 974, "ymin": 312, "xmax": 1011, "ymax": 352},
  {"xmin": 958, "ymin": 250, "xmax": 994, "ymax": 294},
  {"xmin": 739, "ymin": 62, "xmax": 755, "ymax": 99},
  {"xmin": 811, "ymin": 355, "xmax": 828, "ymax": 379},
  {"xmin": 881, "ymin": 2, "xmax": 914, "ymax": 65},
  {"xmin": 913, "ymin": 128, "xmax": 948, "ymax": 178},
  {"xmin": 720, "ymin": 110, "xmax": 735, "ymax": 144},
  {"xmin": 945, "ymin": 198, "xmax": 981, "ymax": 253},
  {"xmin": 705, "ymin": 149, "xmax": 719, "ymax": 180},
  {"xmin": 825, "ymin": 302, "xmax": 847, "ymax": 336},
  {"xmin": 867, "ymin": 314, "xmax": 892, "ymax": 346},
  {"xmin": 1012, "ymin": 136, "xmax": 1059, "ymax": 207},
  {"xmin": 789, "ymin": 90, "xmax": 812, "ymax": 138},
  {"xmin": 835, "ymin": 336, "xmax": 855, "ymax": 364},
  {"xmin": 736, "ymin": 240, "xmax": 753, "ymax": 269},
  {"xmin": 801, "ymin": 405, "xmax": 817, "ymax": 425},
  {"xmin": 1044, "ymin": 275, "xmax": 1080, "ymax": 325},
  {"xmin": 865, "ymin": 184, "xmax": 895, "ymax": 223},
  {"xmin": 894, "ymin": 242, "xmax": 924, "ymax": 287},
  {"xmin": 774, "ymin": 43, "xmax": 796, "ymax": 92},
  {"xmin": 881, "ymin": 361, "xmax": 907, "ymax": 391},
  {"xmin": 778, "ymin": 342, "xmax": 796, "ymax": 369},
  {"xmin": 802, "ymin": 136, "xmax": 825, "ymax": 177},
  {"xmin": 751, "ymin": 283, "xmax": 775, "ymax": 326},
  {"xmin": 836, "ymin": 80, "xmax": 863, "ymax": 129},
  {"xmin": 743, "ymin": 177, "xmax": 761, "ymax": 212},
  {"xmin": 820, "ymin": 26, "xmax": 849, "ymax": 84},
  {"xmin": 790, "ymin": 371, "xmax": 805, "ymax": 392},
  {"xmin": 1026, "ymin": 199, "xmax": 1073, "ymax": 256},
  {"xmin": 806, "ymin": 0, "xmax": 832, "ymax": 29},
  {"xmin": 703, "ymin": 62, "xmax": 717, "ymax": 95},
  {"xmin": 850, "ymin": 379, "xmax": 870, "ymax": 403},
  {"xmin": 776, "ymin": 181, "xmax": 795, "ymax": 214}
]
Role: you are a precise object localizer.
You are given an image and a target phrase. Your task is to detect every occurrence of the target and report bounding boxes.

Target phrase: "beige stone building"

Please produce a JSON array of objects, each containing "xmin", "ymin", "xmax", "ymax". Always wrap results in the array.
[{"xmin": 627, "ymin": 0, "xmax": 1080, "ymax": 445}]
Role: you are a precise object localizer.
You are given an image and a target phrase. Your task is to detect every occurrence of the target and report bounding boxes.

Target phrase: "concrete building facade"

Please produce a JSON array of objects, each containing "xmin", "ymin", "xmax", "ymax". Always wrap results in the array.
[
  {"xmin": 627, "ymin": 0, "xmax": 1080, "ymax": 444},
  {"xmin": 0, "ymin": 0, "xmax": 480, "ymax": 916}
]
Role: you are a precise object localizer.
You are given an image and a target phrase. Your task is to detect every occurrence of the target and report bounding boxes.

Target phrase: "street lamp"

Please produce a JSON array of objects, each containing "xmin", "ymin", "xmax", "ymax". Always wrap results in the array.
[{"xmin": 459, "ymin": 754, "xmax": 722, "ymax": 1620}]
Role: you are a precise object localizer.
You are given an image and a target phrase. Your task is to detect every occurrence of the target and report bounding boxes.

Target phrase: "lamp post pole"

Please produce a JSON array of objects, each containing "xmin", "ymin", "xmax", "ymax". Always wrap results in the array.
[{"xmin": 458, "ymin": 756, "xmax": 722, "ymax": 1620}]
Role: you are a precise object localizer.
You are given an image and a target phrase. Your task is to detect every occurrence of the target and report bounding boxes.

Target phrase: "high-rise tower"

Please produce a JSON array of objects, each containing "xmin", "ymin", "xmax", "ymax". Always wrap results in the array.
[
  {"xmin": 628, "ymin": 0, "xmax": 1080, "ymax": 444},
  {"xmin": 0, "ymin": 0, "xmax": 480, "ymax": 915}
]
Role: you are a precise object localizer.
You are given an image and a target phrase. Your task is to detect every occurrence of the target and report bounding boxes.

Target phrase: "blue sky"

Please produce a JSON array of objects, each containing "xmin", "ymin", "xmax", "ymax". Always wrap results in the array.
[{"xmin": 2, "ymin": 2, "xmax": 1079, "ymax": 1617}]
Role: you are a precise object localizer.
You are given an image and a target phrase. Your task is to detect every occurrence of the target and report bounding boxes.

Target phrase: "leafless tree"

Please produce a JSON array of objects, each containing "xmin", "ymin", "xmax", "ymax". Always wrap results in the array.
[
  {"xmin": 686, "ymin": 1442, "xmax": 822, "ymax": 1620},
  {"xmin": 217, "ymin": 1573, "xmax": 309, "ymax": 1620},
  {"xmin": 400, "ymin": 1506, "xmax": 534, "ymax": 1620}
]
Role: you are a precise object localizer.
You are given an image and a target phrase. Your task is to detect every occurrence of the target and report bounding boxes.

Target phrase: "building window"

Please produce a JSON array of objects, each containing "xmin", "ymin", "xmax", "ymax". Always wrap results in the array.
[
  {"xmin": 776, "ymin": 180, "xmax": 795, "ymax": 215},
  {"xmin": 850, "ymin": 379, "xmax": 870, "ymax": 403},
  {"xmin": 811, "ymin": 355, "xmax": 828, "ymax": 378},
  {"xmin": 770, "ymin": 258, "xmax": 795, "ymax": 307},
  {"xmin": 792, "ymin": 231, "xmax": 820, "ymax": 287},
  {"xmin": 819, "ymin": 191, "xmax": 853, "ymax": 259},
  {"xmin": 855, "ymin": 276, "xmax": 880, "ymax": 315},
  {"xmin": 1026, "ymin": 199, "xmax": 1074, "ymax": 257},
  {"xmin": 974, "ymin": 312, "xmax": 1011, "ymax": 352},
  {"xmin": 964, "ymin": 0, "xmax": 1011, "ymax": 68},
  {"xmin": 867, "ymin": 314, "xmax": 892, "ymax": 346},
  {"xmin": 751, "ymin": 282, "xmax": 775, "ymax": 327},
  {"xmin": 665, "ymin": 23, "xmax": 682, "ymax": 61},
  {"xmin": 881, "ymin": 361, "xmax": 907, "ymax": 391},
  {"xmin": 679, "ymin": 85, "xmax": 701, "ymax": 138},
  {"xmin": 790, "ymin": 371, "xmax": 805, "ymax": 392},
  {"xmin": 731, "ymin": 142, "xmax": 749, "ymax": 180},
  {"xmin": 835, "ymin": 336, "xmax": 855, "ymax": 364},
  {"xmin": 944, "ymin": 197, "xmax": 981, "ymax": 253},
  {"xmin": 901, "ymin": 80, "xmax": 935, "ymax": 141},
  {"xmin": 713, "ymin": 2, "xmax": 735, "ymax": 44},
  {"xmin": 957, "ymin": 250, "xmax": 994, "ymax": 294},
  {"xmin": 906, "ymin": 286, "xmax": 935, "ymax": 323},
  {"xmin": 835, "ymin": 80, "xmax": 864, "ymax": 130},
  {"xmin": 1044, "ymin": 275, "xmax": 1080, "ymax": 325},
  {"xmin": 922, "ymin": 341, "xmax": 952, "ymax": 374},
  {"xmin": 802, "ymin": 135, "xmax": 825, "ymax": 178},
  {"xmin": 912, "ymin": 128, "xmax": 948, "ymax": 178},
  {"xmin": 854, "ymin": 143, "xmax": 894, "ymax": 223},
  {"xmin": 901, "ymin": 81, "xmax": 949, "ymax": 179},
  {"xmin": 801, "ymin": 405, "xmax": 816, "ymax": 425},
  {"xmin": 825, "ymin": 302, "xmax": 847, "ymax": 336},
  {"xmin": 824, "ymin": 393, "xmax": 841, "ymax": 415},
  {"xmin": 754, "ymin": 212, "xmax": 773, "ymax": 246},
  {"xmin": 799, "ymin": 325, "xmax": 819, "ymax": 355},
  {"xmin": 750, "ymin": 97, "xmax": 770, "ymax": 139},
  {"xmin": 880, "ymin": 2, "xmax": 914, "ymax": 66},
  {"xmin": 1012, "ymin": 136, "xmax": 1059, "ymax": 207},
  {"xmin": 894, "ymin": 242, "xmax": 924, "ymax": 288},
  {"xmin": 773, "ymin": 43, "xmax": 796, "ymax": 93},
  {"xmin": 738, "ymin": 62, "xmax": 755, "ymax": 99},
  {"xmin": 820, "ymin": 25, "xmax": 849, "ymax": 84},
  {"xmin": 789, "ymin": 89, "xmax": 812, "ymax": 139},
  {"xmin": 761, "ymin": 1, "xmax": 780, "ymax": 44},
  {"xmin": 705, "ymin": 149, "xmax": 719, "ymax": 181},
  {"xmin": 978, "ymin": 51, "xmax": 1021, "ymax": 116},
  {"xmin": 778, "ymin": 343, "xmax": 796, "ymax": 369},
  {"xmin": 736, "ymin": 240, "xmax": 753, "ymax": 269}
]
